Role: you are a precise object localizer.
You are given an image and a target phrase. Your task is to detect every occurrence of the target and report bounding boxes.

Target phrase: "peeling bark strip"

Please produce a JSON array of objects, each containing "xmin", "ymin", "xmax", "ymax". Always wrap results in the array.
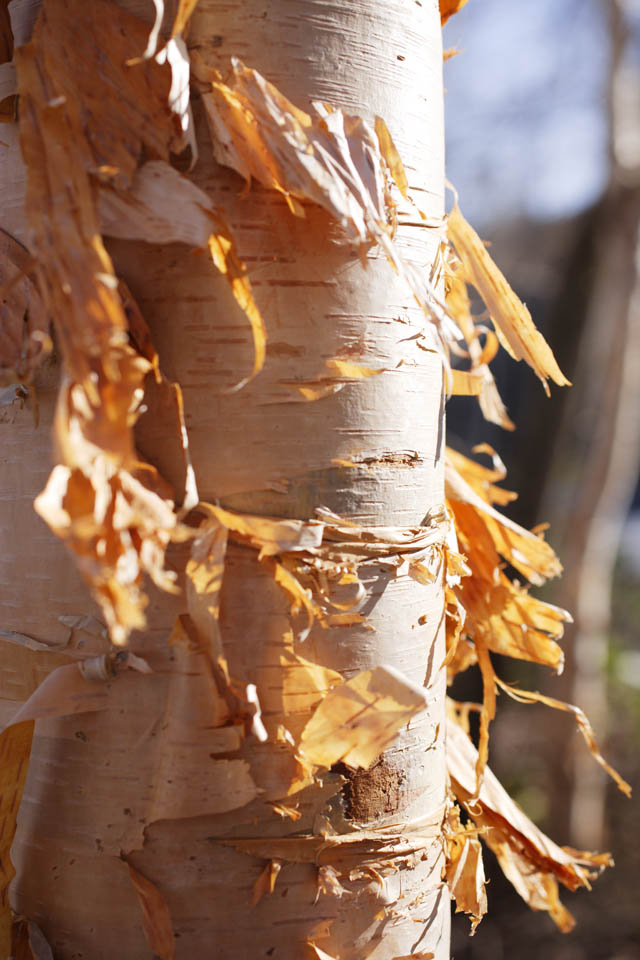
[
  {"xmin": 447, "ymin": 205, "xmax": 570, "ymax": 394},
  {"xmin": 14, "ymin": 0, "xmax": 265, "ymax": 644},
  {"xmin": 0, "ymin": 721, "xmax": 34, "ymax": 958},
  {"xmin": 446, "ymin": 719, "xmax": 613, "ymax": 933},
  {"xmin": 0, "ymin": 229, "xmax": 49, "ymax": 387},
  {"xmin": 126, "ymin": 863, "xmax": 176, "ymax": 960}
]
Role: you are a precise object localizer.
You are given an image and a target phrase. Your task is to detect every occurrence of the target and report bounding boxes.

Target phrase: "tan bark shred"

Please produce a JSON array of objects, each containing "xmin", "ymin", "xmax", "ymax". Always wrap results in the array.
[
  {"xmin": 195, "ymin": 55, "xmax": 457, "ymax": 348},
  {"xmin": 445, "ymin": 265, "xmax": 514, "ymax": 429},
  {"xmin": 224, "ymin": 809, "xmax": 444, "ymax": 867},
  {"xmin": 443, "ymin": 446, "xmax": 574, "ymax": 785},
  {"xmin": 447, "ymin": 719, "xmax": 613, "ymax": 932},
  {"xmin": 448, "ymin": 204, "xmax": 570, "ymax": 394},
  {"xmin": 443, "ymin": 802, "xmax": 487, "ymax": 933},
  {"xmin": 186, "ymin": 502, "xmax": 443, "ymax": 793},
  {"xmin": 14, "ymin": 0, "xmax": 185, "ymax": 644},
  {"xmin": 251, "ymin": 858, "xmax": 283, "ymax": 906},
  {"xmin": 13, "ymin": 0, "xmax": 261, "ymax": 645},
  {"xmin": 10, "ymin": 917, "xmax": 53, "ymax": 960},
  {"xmin": 127, "ymin": 863, "xmax": 176, "ymax": 960},
  {"xmin": 280, "ymin": 357, "xmax": 386, "ymax": 401}
]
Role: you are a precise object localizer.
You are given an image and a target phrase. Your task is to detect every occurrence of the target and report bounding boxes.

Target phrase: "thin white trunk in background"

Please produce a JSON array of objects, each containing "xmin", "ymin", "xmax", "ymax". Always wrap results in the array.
[{"xmin": 541, "ymin": 0, "xmax": 640, "ymax": 849}]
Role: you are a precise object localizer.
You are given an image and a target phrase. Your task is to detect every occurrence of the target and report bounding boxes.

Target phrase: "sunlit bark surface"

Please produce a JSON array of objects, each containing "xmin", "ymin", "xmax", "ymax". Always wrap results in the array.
[{"xmin": 1, "ymin": 1, "xmax": 449, "ymax": 957}]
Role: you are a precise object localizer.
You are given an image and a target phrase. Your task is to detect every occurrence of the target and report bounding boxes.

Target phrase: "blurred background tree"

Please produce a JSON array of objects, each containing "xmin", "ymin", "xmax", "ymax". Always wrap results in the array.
[{"xmin": 444, "ymin": 2, "xmax": 640, "ymax": 958}]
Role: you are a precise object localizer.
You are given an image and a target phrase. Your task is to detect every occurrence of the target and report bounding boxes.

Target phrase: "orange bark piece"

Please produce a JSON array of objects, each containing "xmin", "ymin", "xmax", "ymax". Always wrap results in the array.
[
  {"xmin": 0, "ymin": 721, "xmax": 34, "ymax": 957},
  {"xmin": 127, "ymin": 864, "xmax": 176, "ymax": 960},
  {"xmin": 440, "ymin": 0, "xmax": 469, "ymax": 26},
  {"xmin": 448, "ymin": 205, "xmax": 570, "ymax": 393}
]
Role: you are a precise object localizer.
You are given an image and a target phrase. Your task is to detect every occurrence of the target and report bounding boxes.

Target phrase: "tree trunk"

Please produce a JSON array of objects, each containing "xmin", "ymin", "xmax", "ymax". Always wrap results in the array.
[
  {"xmin": 539, "ymin": 0, "xmax": 640, "ymax": 849},
  {"xmin": 1, "ymin": 1, "xmax": 449, "ymax": 958}
]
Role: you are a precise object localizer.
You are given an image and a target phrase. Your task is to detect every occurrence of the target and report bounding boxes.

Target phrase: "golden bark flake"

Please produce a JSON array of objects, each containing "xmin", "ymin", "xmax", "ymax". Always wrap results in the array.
[
  {"xmin": 325, "ymin": 358, "xmax": 385, "ymax": 380},
  {"xmin": 127, "ymin": 864, "xmax": 176, "ymax": 960},
  {"xmin": 272, "ymin": 560, "xmax": 327, "ymax": 639},
  {"xmin": 374, "ymin": 116, "xmax": 409, "ymax": 200},
  {"xmin": 299, "ymin": 665, "xmax": 428, "ymax": 770},
  {"xmin": 444, "ymin": 446, "xmax": 574, "ymax": 787},
  {"xmin": 198, "ymin": 57, "xmax": 457, "ymax": 346},
  {"xmin": 0, "ymin": 229, "xmax": 50, "ymax": 386},
  {"xmin": 447, "ymin": 719, "xmax": 613, "ymax": 932},
  {"xmin": 281, "ymin": 356, "xmax": 386, "ymax": 403},
  {"xmin": 449, "ymin": 369, "xmax": 484, "ymax": 397},
  {"xmin": 447, "ymin": 205, "xmax": 570, "ymax": 393},
  {"xmin": 269, "ymin": 801, "xmax": 302, "ymax": 821},
  {"xmin": 171, "ymin": 1, "xmax": 201, "ymax": 39},
  {"xmin": 445, "ymin": 265, "xmax": 513, "ymax": 429},
  {"xmin": 446, "ymin": 444, "xmax": 515, "ymax": 506},
  {"xmin": 445, "ymin": 447, "xmax": 569, "ymax": 669},
  {"xmin": 440, "ymin": 0, "xmax": 470, "ymax": 26},
  {"xmin": 34, "ymin": 451, "xmax": 179, "ymax": 647},
  {"xmin": 279, "ymin": 641, "xmax": 343, "ymax": 718},
  {"xmin": 98, "ymin": 161, "xmax": 216, "ymax": 247},
  {"xmin": 200, "ymin": 59, "xmax": 385, "ymax": 233},
  {"xmin": 207, "ymin": 223, "xmax": 266, "ymax": 385},
  {"xmin": 200, "ymin": 503, "xmax": 325, "ymax": 558},
  {"xmin": 0, "ymin": 721, "xmax": 34, "ymax": 957},
  {"xmin": 444, "ymin": 804, "xmax": 487, "ymax": 933},
  {"xmin": 251, "ymin": 859, "xmax": 283, "ymax": 906}
]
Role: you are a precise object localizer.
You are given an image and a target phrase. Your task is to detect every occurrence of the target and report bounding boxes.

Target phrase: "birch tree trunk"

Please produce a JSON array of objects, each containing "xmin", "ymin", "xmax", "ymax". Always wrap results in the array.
[{"xmin": 1, "ymin": 1, "xmax": 449, "ymax": 958}]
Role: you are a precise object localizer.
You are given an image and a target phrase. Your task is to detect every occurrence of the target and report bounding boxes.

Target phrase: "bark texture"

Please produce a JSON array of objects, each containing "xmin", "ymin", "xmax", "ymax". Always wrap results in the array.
[{"xmin": 1, "ymin": 1, "xmax": 449, "ymax": 958}]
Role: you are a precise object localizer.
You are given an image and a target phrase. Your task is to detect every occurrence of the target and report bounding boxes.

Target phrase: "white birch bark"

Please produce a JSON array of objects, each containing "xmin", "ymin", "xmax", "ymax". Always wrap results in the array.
[{"xmin": 0, "ymin": 1, "xmax": 449, "ymax": 956}]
